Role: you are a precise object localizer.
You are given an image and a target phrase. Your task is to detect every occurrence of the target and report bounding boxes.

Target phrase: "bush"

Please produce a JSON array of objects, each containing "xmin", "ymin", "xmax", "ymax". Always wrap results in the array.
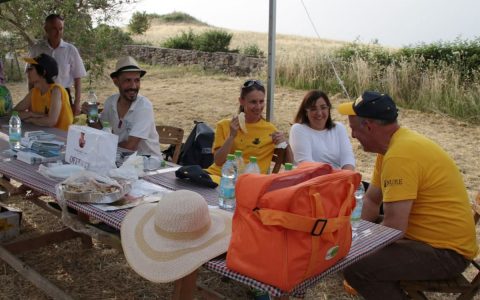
[
  {"xmin": 128, "ymin": 11, "xmax": 151, "ymax": 34},
  {"xmin": 335, "ymin": 42, "xmax": 395, "ymax": 66},
  {"xmin": 162, "ymin": 30, "xmax": 197, "ymax": 50},
  {"xmin": 162, "ymin": 29, "xmax": 232, "ymax": 53},
  {"xmin": 397, "ymin": 38, "xmax": 480, "ymax": 80},
  {"xmin": 193, "ymin": 29, "xmax": 232, "ymax": 53},
  {"xmin": 241, "ymin": 43, "xmax": 264, "ymax": 58},
  {"xmin": 148, "ymin": 12, "xmax": 207, "ymax": 25}
]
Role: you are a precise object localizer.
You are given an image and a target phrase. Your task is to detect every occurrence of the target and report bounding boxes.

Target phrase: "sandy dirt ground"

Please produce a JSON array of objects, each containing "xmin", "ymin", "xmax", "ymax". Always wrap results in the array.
[{"xmin": 1, "ymin": 65, "xmax": 479, "ymax": 299}]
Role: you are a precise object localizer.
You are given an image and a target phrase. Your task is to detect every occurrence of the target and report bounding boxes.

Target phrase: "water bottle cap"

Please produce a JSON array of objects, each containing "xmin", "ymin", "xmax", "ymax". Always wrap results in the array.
[
  {"xmin": 234, "ymin": 150, "xmax": 242, "ymax": 157},
  {"xmin": 227, "ymin": 154, "xmax": 235, "ymax": 160},
  {"xmin": 11, "ymin": 111, "xmax": 18, "ymax": 116},
  {"xmin": 249, "ymin": 156, "xmax": 257, "ymax": 163},
  {"xmin": 284, "ymin": 163, "xmax": 293, "ymax": 170}
]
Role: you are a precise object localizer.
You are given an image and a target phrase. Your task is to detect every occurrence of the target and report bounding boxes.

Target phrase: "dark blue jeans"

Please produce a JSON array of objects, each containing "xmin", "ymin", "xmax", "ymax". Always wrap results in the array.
[{"xmin": 343, "ymin": 239, "xmax": 469, "ymax": 300}]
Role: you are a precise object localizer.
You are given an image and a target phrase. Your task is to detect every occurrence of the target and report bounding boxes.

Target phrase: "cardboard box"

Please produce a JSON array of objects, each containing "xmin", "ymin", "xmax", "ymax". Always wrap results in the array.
[{"xmin": 0, "ymin": 203, "xmax": 22, "ymax": 242}]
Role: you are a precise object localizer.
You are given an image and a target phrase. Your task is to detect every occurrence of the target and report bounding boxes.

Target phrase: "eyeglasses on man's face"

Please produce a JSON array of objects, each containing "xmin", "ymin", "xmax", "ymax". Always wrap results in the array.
[{"xmin": 242, "ymin": 79, "xmax": 264, "ymax": 88}]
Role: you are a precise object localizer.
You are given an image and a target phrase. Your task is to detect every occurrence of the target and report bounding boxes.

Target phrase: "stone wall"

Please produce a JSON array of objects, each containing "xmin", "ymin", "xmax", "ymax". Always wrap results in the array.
[{"xmin": 123, "ymin": 45, "xmax": 265, "ymax": 76}]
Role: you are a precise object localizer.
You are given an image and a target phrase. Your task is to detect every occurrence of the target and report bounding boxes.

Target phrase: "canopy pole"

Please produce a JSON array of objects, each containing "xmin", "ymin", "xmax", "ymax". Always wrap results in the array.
[{"xmin": 266, "ymin": 0, "xmax": 276, "ymax": 122}]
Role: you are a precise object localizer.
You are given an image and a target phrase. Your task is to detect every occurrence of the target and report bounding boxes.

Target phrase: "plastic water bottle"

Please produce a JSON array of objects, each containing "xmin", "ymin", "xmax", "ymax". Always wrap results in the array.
[
  {"xmin": 9, "ymin": 111, "xmax": 21, "ymax": 150},
  {"xmin": 219, "ymin": 154, "xmax": 237, "ymax": 211},
  {"xmin": 86, "ymin": 90, "xmax": 98, "ymax": 124},
  {"xmin": 102, "ymin": 120, "xmax": 112, "ymax": 133},
  {"xmin": 351, "ymin": 183, "xmax": 365, "ymax": 222},
  {"xmin": 244, "ymin": 156, "xmax": 261, "ymax": 174},
  {"xmin": 234, "ymin": 150, "xmax": 245, "ymax": 174}
]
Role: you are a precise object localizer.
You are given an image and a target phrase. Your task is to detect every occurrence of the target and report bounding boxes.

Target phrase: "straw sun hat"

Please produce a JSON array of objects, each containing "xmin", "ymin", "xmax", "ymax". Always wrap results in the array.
[
  {"xmin": 121, "ymin": 189, "xmax": 232, "ymax": 283},
  {"xmin": 109, "ymin": 56, "xmax": 146, "ymax": 78}
]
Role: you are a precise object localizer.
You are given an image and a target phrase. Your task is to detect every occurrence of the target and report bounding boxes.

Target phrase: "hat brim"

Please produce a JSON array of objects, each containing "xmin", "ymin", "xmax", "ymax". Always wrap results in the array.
[
  {"xmin": 337, "ymin": 102, "xmax": 357, "ymax": 116},
  {"xmin": 110, "ymin": 68, "xmax": 146, "ymax": 79},
  {"xmin": 121, "ymin": 202, "xmax": 232, "ymax": 283},
  {"xmin": 23, "ymin": 57, "xmax": 38, "ymax": 64}
]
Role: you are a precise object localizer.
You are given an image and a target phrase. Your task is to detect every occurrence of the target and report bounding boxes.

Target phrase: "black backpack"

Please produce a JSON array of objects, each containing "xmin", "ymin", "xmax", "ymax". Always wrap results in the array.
[{"xmin": 178, "ymin": 121, "xmax": 214, "ymax": 168}]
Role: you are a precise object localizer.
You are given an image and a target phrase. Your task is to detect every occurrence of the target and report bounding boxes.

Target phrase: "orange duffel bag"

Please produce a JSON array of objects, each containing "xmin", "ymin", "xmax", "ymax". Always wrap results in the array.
[{"xmin": 226, "ymin": 162, "xmax": 361, "ymax": 291}]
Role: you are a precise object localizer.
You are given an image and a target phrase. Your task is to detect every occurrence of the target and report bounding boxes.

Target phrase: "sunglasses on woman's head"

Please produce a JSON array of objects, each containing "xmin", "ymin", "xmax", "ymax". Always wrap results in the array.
[{"xmin": 242, "ymin": 79, "xmax": 264, "ymax": 88}]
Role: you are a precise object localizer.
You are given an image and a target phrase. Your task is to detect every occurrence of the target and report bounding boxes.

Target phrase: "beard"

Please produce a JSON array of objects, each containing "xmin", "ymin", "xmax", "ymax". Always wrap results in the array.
[{"xmin": 121, "ymin": 88, "xmax": 139, "ymax": 102}]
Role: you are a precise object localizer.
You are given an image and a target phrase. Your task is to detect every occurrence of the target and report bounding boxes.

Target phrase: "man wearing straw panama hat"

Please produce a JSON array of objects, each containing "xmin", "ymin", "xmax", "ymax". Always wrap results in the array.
[
  {"xmin": 121, "ymin": 189, "xmax": 232, "ymax": 284},
  {"xmin": 82, "ymin": 56, "xmax": 161, "ymax": 157}
]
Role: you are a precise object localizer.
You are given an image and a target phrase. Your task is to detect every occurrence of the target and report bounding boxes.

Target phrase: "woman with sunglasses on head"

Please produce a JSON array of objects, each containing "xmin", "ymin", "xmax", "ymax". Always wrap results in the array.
[
  {"xmin": 14, "ymin": 53, "xmax": 73, "ymax": 131},
  {"xmin": 289, "ymin": 90, "xmax": 355, "ymax": 170},
  {"xmin": 206, "ymin": 79, "xmax": 293, "ymax": 183}
]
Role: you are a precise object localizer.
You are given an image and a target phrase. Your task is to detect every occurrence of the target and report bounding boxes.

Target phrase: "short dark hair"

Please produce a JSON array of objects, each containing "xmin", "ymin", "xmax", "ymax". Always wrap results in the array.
[
  {"xmin": 31, "ymin": 64, "xmax": 54, "ymax": 84},
  {"xmin": 294, "ymin": 90, "xmax": 335, "ymax": 129},
  {"xmin": 45, "ymin": 14, "xmax": 64, "ymax": 23}
]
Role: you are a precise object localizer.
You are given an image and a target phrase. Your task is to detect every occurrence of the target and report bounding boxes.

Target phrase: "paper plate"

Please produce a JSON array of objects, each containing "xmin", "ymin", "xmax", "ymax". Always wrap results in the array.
[{"xmin": 45, "ymin": 164, "xmax": 85, "ymax": 179}]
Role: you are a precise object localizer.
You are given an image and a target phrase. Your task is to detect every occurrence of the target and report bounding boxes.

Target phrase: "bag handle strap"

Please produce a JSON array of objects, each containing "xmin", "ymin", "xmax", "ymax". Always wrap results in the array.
[{"xmin": 254, "ymin": 182, "xmax": 355, "ymax": 236}]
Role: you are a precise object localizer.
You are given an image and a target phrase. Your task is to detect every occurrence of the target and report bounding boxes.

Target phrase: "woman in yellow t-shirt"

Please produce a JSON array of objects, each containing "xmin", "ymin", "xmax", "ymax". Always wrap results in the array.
[
  {"xmin": 14, "ymin": 53, "xmax": 73, "ymax": 131},
  {"xmin": 206, "ymin": 79, "xmax": 293, "ymax": 183}
]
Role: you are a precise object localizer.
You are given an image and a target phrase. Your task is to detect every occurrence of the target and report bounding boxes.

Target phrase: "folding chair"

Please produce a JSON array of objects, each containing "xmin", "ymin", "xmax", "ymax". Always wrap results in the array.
[
  {"xmin": 156, "ymin": 125, "xmax": 184, "ymax": 164},
  {"xmin": 400, "ymin": 191, "xmax": 480, "ymax": 300}
]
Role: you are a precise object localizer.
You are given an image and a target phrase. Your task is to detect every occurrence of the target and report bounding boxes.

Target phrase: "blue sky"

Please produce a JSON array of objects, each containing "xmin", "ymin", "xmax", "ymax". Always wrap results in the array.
[{"xmin": 122, "ymin": 0, "xmax": 479, "ymax": 47}]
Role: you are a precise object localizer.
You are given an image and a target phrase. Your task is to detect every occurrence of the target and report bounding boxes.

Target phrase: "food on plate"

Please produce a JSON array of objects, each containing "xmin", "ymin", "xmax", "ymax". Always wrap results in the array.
[
  {"xmin": 63, "ymin": 180, "xmax": 119, "ymax": 194},
  {"xmin": 238, "ymin": 112, "xmax": 247, "ymax": 133}
]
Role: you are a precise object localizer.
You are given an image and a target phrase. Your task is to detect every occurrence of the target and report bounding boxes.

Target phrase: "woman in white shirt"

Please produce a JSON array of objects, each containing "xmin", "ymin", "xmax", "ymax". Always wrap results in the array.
[{"xmin": 289, "ymin": 90, "xmax": 355, "ymax": 170}]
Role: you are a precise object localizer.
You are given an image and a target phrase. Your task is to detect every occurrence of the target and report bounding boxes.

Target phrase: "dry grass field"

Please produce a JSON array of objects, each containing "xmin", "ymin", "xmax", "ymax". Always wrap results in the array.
[
  {"xmin": 133, "ymin": 21, "xmax": 345, "ymax": 56},
  {"xmin": 0, "ymin": 22, "xmax": 479, "ymax": 299}
]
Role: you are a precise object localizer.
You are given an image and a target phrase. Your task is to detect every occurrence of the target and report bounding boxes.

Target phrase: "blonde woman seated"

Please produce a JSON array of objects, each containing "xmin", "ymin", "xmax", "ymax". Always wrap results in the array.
[
  {"xmin": 289, "ymin": 90, "xmax": 355, "ymax": 170},
  {"xmin": 14, "ymin": 54, "xmax": 73, "ymax": 131},
  {"xmin": 206, "ymin": 79, "xmax": 293, "ymax": 183}
]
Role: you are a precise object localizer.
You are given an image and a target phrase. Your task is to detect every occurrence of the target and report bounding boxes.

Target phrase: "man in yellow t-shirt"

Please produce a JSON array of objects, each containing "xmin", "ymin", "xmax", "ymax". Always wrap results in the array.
[{"xmin": 338, "ymin": 91, "xmax": 477, "ymax": 299}]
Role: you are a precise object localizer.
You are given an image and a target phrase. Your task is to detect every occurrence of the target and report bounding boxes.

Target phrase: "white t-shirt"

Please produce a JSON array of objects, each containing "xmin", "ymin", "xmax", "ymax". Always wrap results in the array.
[
  {"xmin": 28, "ymin": 39, "xmax": 87, "ymax": 89},
  {"xmin": 289, "ymin": 122, "xmax": 355, "ymax": 169},
  {"xmin": 101, "ymin": 94, "xmax": 161, "ymax": 157}
]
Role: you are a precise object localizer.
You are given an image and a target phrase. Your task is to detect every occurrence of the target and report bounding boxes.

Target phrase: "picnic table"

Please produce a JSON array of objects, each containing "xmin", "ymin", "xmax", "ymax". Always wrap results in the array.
[{"xmin": 0, "ymin": 120, "xmax": 403, "ymax": 299}]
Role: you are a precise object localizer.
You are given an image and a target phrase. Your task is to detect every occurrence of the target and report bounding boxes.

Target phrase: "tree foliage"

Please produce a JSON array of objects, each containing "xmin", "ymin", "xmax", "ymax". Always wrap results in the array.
[
  {"xmin": 0, "ymin": 0, "xmax": 138, "ymax": 81},
  {"xmin": 128, "ymin": 11, "xmax": 150, "ymax": 34}
]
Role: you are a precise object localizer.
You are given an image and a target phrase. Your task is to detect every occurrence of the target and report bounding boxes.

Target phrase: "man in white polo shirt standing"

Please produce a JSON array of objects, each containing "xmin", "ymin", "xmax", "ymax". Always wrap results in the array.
[{"xmin": 28, "ymin": 14, "xmax": 87, "ymax": 115}]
